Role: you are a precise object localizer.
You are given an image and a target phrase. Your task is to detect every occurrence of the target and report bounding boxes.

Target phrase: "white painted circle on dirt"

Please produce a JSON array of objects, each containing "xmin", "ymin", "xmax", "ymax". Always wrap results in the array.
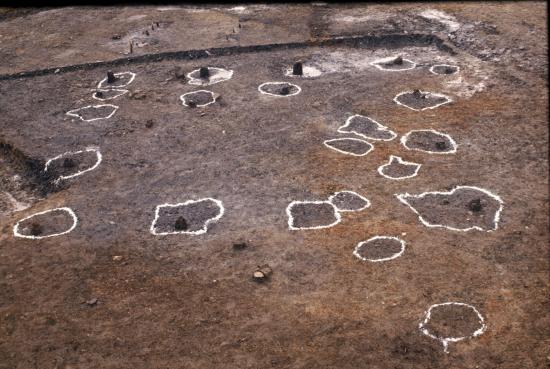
[
  {"xmin": 352, "ymin": 236, "xmax": 406, "ymax": 262},
  {"xmin": 44, "ymin": 147, "xmax": 103, "ymax": 182},
  {"xmin": 13, "ymin": 207, "xmax": 78, "ymax": 239},
  {"xmin": 97, "ymin": 71, "xmax": 136, "ymax": 89},
  {"xmin": 66, "ymin": 104, "xmax": 119, "ymax": 122},
  {"xmin": 179, "ymin": 90, "xmax": 217, "ymax": 107},
  {"xmin": 258, "ymin": 81, "xmax": 302, "ymax": 97}
]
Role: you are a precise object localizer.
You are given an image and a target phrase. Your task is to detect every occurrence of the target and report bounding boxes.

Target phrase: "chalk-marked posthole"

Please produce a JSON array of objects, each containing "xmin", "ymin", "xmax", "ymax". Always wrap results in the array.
[
  {"xmin": 258, "ymin": 82, "xmax": 302, "ymax": 97},
  {"xmin": 13, "ymin": 207, "xmax": 78, "ymax": 239},
  {"xmin": 337, "ymin": 114, "xmax": 397, "ymax": 141},
  {"xmin": 429, "ymin": 64, "xmax": 460, "ymax": 75},
  {"xmin": 44, "ymin": 147, "xmax": 102, "ymax": 183},
  {"xmin": 378, "ymin": 155, "xmax": 421, "ymax": 180},
  {"xmin": 66, "ymin": 104, "xmax": 119, "ymax": 122},
  {"xmin": 328, "ymin": 190, "xmax": 370, "ymax": 212},
  {"xmin": 284, "ymin": 65, "xmax": 322, "ymax": 78},
  {"xmin": 286, "ymin": 200, "xmax": 341, "ymax": 230},
  {"xmin": 97, "ymin": 71, "xmax": 136, "ymax": 89},
  {"xmin": 400, "ymin": 129, "xmax": 457, "ymax": 154},
  {"xmin": 419, "ymin": 302, "xmax": 487, "ymax": 353},
  {"xmin": 187, "ymin": 67, "xmax": 233, "ymax": 86},
  {"xmin": 323, "ymin": 138, "xmax": 374, "ymax": 156},
  {"xmin": 179, "ymin": 90, "xmax": 217, "ymax": 107},
  {"xmin": 150, "ymin": 198, "xmax": 224, "ymax": 236},
  {"xmin": 353, "ymin": 236, "xmax": 406, "ymax": 262},
  {"xmin": 394, "ymin": 90, "xmax": 452, "ymax": 111},
  {"xmin": 92, "ymin": 88, "xmax": 129, "ymax": 101},
  {"xmin": 396, "ymin": 185, "xmax": 504, "ymax": 232},
  {"xmin": 371, "ymin": 56, "xmax": 417, "ymax": 72}
]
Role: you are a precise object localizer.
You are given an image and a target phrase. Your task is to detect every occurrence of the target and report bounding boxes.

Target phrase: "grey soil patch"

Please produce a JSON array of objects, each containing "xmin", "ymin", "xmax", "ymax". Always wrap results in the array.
[
  {"xmin": 259, "ymin": 82, "xmax": 300, "ymax": 96},
  {"xmin": 67, "ymin": 105, "xmax": 117, "ymax": 121},
  {"xmin": 338, "ymin": 115, "xmax": 396, "ymax": 140},
  {"xmin": 423, "ymin": 304, "xmax": 484, "ymax": 339},
  {"xmin": 374, "ymin": 56, "xmax": 415, "ymax": 71},
  {"xmin": 401, "ymin": 130, "xmax": 456, "ymax": 153},
  {"xmin": 395, "ymin": 90, "xmax": 450, "ymax": 110},
  {"xmin": 93, "ymin": 89, "xmax": 127, "ymax": 100},
  {"xmin": 45, "ymin": 150, "xmax": 99, "ymax": 179},
  {"xmin": 324, "ymin": 138, "xmax": 373, "ymax": 156},
  {"xmin": 288, "ymin": 202, "xmax": 339, "ymax": 229},
  {"xmin": 399, "ymin": 187, "xmax": 502, "ymax": 231},
  {"xmin": 379, "ymin": 157, "xmax": 419, "ymax": 179},
  {"xmin": 431, "ymin": 64, "xmax": 459, "ymax": 75},
  {"xmin": 354, "ymin": 237, "xmax": 404, "ymax": 261},
  {"xmin": 153, "ymin": 199, "xmax": 222, "ymax": 234},
  {"xmin": 15, "ymin": 209, "xmax": 75, "ymax": 237},
  {"xmin": 329, "ymin": 191, "xmax": 369, "ymax": 212},
  {"xmin": 181, "ymin": 90, "xmax": 215, "ymax": 107}
]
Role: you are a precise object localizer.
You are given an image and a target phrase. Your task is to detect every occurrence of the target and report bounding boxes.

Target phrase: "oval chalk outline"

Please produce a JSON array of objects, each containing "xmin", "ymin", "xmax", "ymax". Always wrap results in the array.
[
  {"xmin": 395, "ymin": 185, "xmax": 504, "ymax": 232},
  {"xmin": 419, "ymin": 301, "xmax": 487, "ymax": 353},
  {"xmin": 179, "ymin": 90, "xmax": 217, "ymax": 107},
  {"xmin": 286, "ymin": 200, "xmax": 342, "ymax": 230},
  {"xmin": 187, "ymin": 67, "xmax": 234, "ymax": 86},
  {"xmin": 97, "ymin": 71, "xmax": 136, "ymax": 89},
  {"xmin": 323, "ymin": 137, "xmax": 374, "ymax": 157},
  {"xmin": 44, "ymin": 147, "xmax": 103, "ymax": 182},
  {"xmin": 393, "ymin": 90, "xmax": 453, "ymax": 111},
  {"xmin": 13, "ymin": 207, "xmax": 78, "ymax": 239},
  {"xmin": 370, "ymin": 57, "xmax": 417, "ymax": 72},
  {"xmin": 337, "ymin": 114, "xmax": 398, "ymax": 141},
  {"xmin": 429, "ymin": 64, "xmax": 460, "ymax": 75},
  {"xmin": 92, "ymin": 88, "xmax": 129, "ymax": 101},
  {"xmin": 66, "ymin": 104, "xmax": 119, "ymax": 122},
  {"xmin": 258, "ymin": 81, "xmax": 302, "ymax": 97},
  {"xmin": 150, "ymin": 198, "xmax": 225, "ymax": 236},
  {"xmin": 400, "ymin": 129, "xmax": 458, "ymax": 154},
  {"xmin": 377, "ymin": 155, "xmax": 421, "ymax": 180},
  {"xmin": 328, "ymin": 190, "xmax": 371, "ymax": 212},
  {"xmin": 352, "ymin": 235, "xmax": 406, "ymax": 262}
]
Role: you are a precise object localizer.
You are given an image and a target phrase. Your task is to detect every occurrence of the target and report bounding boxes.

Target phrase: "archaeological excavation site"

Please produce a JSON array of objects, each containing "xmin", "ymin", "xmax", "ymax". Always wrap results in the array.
[{"xmin": 0, "ymin": 3, "xmax": 548, "ymax": 369}]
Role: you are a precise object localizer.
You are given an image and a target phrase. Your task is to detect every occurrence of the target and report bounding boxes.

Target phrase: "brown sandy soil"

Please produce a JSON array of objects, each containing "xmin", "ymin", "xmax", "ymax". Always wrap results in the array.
[{"xmin": 0, "ymin": 3, "xmax": 548, "ymax": 369}]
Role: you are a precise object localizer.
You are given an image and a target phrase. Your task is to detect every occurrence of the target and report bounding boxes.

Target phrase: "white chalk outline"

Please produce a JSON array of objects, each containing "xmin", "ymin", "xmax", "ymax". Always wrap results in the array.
[
  {"xmin": 92, "ymin": 88, "xmax": 129, "ymax": 101},
  {"xmin": 66, "ymin": 104, "xmax": 119, "ymax": 122},
  {"xmin": 44, "ymin": 147, "xmax": 102, "ymax": 183},
  {"xmin": 179, "ymin": 90, "xmax": 217, "ymax": 107},
  {"xmin": 353, "ymin": 235, "xmax": 406, "ymax": 262},
  {"xmin": 286, "ymin": 200, "xmax": 342, "ymax": 230},
  {"xmin": 419, "ymin": 302, "xmax": 487, "ymax": 353},
  {"xmin": 258, "ymin": 82, "xmax": 302, "ymax": 97},
  {"xmin": 97, "ymin": 71, "xmax": 136, "ymax": 89},
  {"xmin": 337, "ymin": 114, "xmax": 397, "ymax": 141},
  {"xmin": 400, "ymin": 129, "xmax": 457, "ymax": 154},
  {"xmin": 393, "ymin": 90, "xmax": 452, "ymax": 111},
  {"xmin": 284, "ymin": 65, "xmax": 322, "ymax": 78},
  {"xmin": 395, "ymin": 185, "xmax": 504, "ymax": 232},
  {"xmin": 370, "ymin": 57, "xmax": 417, "ymax": 71},
  {"xmin": 323, "ymin": 138, "xmax": 374, "ymax": 157},
  {"xmin": 328, "ymin": 190, "xmax": 371, "ymax": 212},
  {"xmin": 377, "ymin": 155, "xmax": 421, "ymax": 180},
  {"xmin": 187, "ymin": 67, "xmax": 234, "ymax": 86},
  {"xmin": 429, "ymin": 64, "xmax": 460, "ymax": 76},
  {"xmin": 13, "ymin": 207, "xmax": 78, "ymax": 239},
  {"xmin": 150, "ymin": 198, "xmax": 224, "ymax": 236}
]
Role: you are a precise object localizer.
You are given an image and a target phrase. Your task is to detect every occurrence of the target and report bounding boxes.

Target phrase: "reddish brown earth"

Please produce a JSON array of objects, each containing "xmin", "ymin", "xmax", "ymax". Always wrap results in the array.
[{"xmin": 0, "ymin": 3, "xmax": 548, "ymax": 369}]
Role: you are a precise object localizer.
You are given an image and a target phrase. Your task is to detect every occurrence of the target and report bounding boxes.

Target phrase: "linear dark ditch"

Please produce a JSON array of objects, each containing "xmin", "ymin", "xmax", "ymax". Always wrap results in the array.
[{"xmin": 0, "ymin": 33, "xmax": 455, "ymax": 81}]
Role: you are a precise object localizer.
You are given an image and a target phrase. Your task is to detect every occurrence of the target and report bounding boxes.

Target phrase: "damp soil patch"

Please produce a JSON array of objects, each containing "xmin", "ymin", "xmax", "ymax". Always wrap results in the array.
[
  {"xmin": 287, "ymin": 201, "xmax": 340, "ymax": 230},
  {"xmin": 324, "ymin": 138, "xmax": 373, "ymax": 156},
  {"xmin": 44, "ymin": 149, "xmax": 101, "ymax": 181},
  {"xmin": 353, "ymin": 236, "xmax": 404, "ymax": 262},
  {"xmin": 401, "ymin": 130, "xmax": 456, "ymax": 154},
  {"xmin": 398, "ymin": 186, "xmax": 503, "ymax": 231},
  {"xmin": 152, "ymin": 199, "xmax": 223, "ymax": 235},
  {"xmin": 338, "ymin": 115, "xmax": 396, "ymax": 141},
  {"xmin": 14, "ymin": 208, "xmax": 76, "ymax": 238},
  {"xmin": 258, "ymin": 82, "xmax": 301, "ymax": 97},
  {"xmin": 394, "ymin": 90, "xmax": 451, "ymax": 111},
  {"xmin": 328, "ymin": 191, "xmax": 370, "ymax": 212},
  {"xmin": 422, "ymin": 303, "xmax": 484, "ymax": 340}
]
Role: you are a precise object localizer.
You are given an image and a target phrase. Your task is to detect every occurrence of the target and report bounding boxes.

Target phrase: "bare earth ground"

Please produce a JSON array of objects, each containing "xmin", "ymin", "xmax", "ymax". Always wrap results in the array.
[{"xmin": 0, "ymin": 3, "xmax": 548, "ymax": 369}]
